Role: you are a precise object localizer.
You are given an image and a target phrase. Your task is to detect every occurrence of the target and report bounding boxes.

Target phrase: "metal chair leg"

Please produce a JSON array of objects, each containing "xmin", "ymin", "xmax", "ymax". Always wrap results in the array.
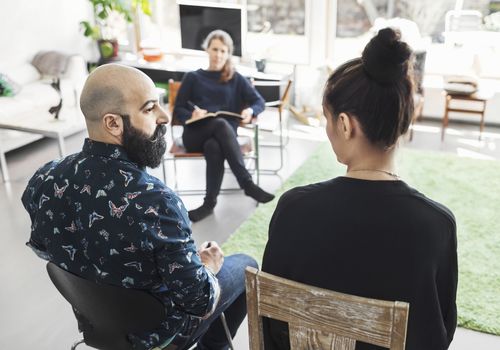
[
  {"xmin": 173, "ymin": 158, "xmax": 179, "ymax": 191},
  {"xmin": 220, "ymin": 312, "xmax": 234, "ymax": 350},
  {"xmin": 162, "ymin": 158, "xmax": 167, "ymax": 184},
  {"xmin": 259, "ymin": 109, "xmax": 286, "ymax": 173},
  {"xmin": 71, "ymin": 338, "xmax": 85, "ymax": 350},
  {"xmin": 255, "ymin": 124, "xmax": 260, "ymax": 186}
]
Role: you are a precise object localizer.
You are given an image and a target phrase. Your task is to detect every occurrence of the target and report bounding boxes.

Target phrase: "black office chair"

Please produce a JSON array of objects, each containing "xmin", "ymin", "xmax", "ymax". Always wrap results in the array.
[{"xmin": 46, "ymin": 262, "xmax": 167, "ymax": 350}]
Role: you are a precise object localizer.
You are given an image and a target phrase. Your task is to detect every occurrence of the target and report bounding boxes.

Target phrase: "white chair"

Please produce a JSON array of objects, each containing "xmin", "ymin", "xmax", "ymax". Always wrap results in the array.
[{"xmin": 252, "ymin": 79, "xmax": 292, "ymax": 173}]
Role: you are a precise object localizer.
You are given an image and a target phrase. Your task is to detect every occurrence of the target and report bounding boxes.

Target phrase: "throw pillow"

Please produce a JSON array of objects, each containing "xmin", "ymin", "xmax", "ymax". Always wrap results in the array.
[{"xmin": 0, "ymin": 73, "xmax": 21, "ymax": 97}]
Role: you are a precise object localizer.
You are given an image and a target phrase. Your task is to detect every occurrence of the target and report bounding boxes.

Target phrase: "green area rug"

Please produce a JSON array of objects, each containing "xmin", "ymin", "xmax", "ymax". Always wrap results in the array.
[{"xmin": 222, "ymin": 142, "xmax": 500, "ymax": 335}]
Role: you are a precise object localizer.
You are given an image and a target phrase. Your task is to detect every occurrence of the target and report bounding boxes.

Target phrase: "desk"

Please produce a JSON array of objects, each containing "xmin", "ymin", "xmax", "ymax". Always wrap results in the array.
[
  {"xmin": 442, "ymin": 92, "xmax": 491, "ymax": 140},
  {"xmin": 119, "ymin": 57, "xmax": 292, "ymax": 103},
  {"xmin": 0, "ymin": 108, "xmax": 86, "ymax": 181}
]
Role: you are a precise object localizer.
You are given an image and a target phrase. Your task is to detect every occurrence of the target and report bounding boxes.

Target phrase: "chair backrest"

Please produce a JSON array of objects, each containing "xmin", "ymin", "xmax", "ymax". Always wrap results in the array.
[
  {"xmin": 279, "ymin": 79, "xmax": 293, "ymax": 111},
  {"xmin": 47, "ymin": 262, "xmax": 166, "ymax": 350},
  {"xmin": 445, "ymin": 9, "xmax": 483, "ymax": 32},
  {"xmin": 168, "ymin": 79, "xmax": 183, "ymax": 126},
  {"xmin": 245, "ymin": 267, "xmax": 409, "ymax": 350},
  {"xmin": 252, "ymin": 79, "xmax": 293, "ymax": 113}
]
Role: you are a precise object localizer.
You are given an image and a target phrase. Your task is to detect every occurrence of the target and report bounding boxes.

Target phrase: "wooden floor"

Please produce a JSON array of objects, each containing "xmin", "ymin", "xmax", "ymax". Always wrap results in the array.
[{"xmin": 0, "ymin": 118, "xmax": 499, "ymax": 349}]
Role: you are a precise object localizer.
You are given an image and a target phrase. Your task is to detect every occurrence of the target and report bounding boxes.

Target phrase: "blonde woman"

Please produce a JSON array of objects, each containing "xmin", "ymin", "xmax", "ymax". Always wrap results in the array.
[{"xmin": 174, "ymin": 30, "xmax": 274, "ymax": 222}]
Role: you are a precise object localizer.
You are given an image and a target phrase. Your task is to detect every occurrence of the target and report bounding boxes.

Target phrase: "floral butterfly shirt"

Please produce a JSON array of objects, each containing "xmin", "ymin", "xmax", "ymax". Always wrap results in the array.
[{"xmin": 22, "ymin": 138, "xmax": 219, "ymax": 349}]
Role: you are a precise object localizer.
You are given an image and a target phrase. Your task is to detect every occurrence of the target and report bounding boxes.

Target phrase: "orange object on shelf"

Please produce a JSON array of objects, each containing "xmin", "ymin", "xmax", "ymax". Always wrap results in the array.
[{"xmin": 142, "ymin": 49, "xmax": 163, "ymax": 62}]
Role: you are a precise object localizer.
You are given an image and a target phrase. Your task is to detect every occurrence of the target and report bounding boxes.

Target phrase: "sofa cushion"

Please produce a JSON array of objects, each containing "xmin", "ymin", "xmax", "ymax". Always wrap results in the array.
[
  {"xmin": 32, "ymin": 51, "xmax": 75, "ymax": 77},
  {"xmin": 0, "ymin": 81, "xmax": 61, "ymax": 118},
  {"xmin": 0, "ymin": 73, "xmax": 21, "ymax": 96},
  {"xmin": 4, "ymin": 63, "xmax": 41, "ymax": 86}
]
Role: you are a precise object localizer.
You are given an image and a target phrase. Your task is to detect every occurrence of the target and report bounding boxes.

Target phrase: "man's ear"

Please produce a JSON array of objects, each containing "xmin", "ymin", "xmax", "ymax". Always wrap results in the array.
[
  {"xmin": 103, "ymin": 114, "xmax": 123, "ymax": 137},
  {"xmin": 338, "ymin": 112, "xmax": 354, "ymax": 140}
]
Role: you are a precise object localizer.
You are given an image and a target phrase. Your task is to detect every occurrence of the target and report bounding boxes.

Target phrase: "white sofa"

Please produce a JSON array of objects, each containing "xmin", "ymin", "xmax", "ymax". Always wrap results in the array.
[{"xmin": 0, "ymin": 55, "xmax": 88, "ymax": 181}]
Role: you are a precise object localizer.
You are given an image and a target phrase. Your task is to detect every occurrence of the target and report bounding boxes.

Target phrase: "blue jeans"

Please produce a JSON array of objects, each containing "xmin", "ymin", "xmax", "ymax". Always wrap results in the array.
[{"xmin": 170, "ymin": 253, "xmax": 258, "ymax": 350}]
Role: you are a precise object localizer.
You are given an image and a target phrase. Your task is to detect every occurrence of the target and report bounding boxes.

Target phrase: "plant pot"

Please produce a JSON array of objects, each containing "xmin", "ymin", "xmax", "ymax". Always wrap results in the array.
[
  {"xmin": 97, "ymin": 39, "xmax": 119, "ymax": 62},
  {"xmin": 255, "ymin": 59, "xmax": 267, "ymax": 73}
]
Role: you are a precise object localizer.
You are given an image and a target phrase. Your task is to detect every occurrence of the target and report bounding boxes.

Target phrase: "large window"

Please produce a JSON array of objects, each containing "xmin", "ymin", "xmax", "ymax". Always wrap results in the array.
[
  {"xmin": 246, "ymin": 0, "xmax": 309, "ymax": 64},
  {"xmin": 128, "ymin": 1, "xmax": 310, "ymax": 64},
  {"xmin": 333, "ymin": 0, "xmax": 500, "ymax": 79}
]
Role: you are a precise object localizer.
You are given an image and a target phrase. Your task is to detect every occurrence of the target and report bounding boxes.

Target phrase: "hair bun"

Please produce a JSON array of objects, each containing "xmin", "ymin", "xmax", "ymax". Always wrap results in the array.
[{"xmin": 362, "ymin": 27, "xmax": 412, "ymax": 84}]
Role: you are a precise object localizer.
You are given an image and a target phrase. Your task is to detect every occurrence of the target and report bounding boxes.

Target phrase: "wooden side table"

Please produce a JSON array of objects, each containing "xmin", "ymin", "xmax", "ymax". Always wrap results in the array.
[{"xmin": 442, "ymin": 92, "xmax": 489, "ymax": 140}]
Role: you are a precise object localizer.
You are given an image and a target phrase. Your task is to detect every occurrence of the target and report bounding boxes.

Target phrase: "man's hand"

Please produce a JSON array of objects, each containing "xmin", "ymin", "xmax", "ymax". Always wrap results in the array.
[
  {"xmin": 198, "ymin": 241, "xmax": 224, "ymax": 275},
  {"xmin": 191, "ymin": 108, "xmax": 208, "ymax": 121},
  {"xmin": 240, "ymin": 107, "xmax": 254, "ymax": 124}
]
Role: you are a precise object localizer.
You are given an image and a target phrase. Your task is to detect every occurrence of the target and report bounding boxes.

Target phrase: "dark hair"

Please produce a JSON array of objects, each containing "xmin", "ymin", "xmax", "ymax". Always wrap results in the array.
[
  {"xmin": 202, "ymin": 29, "xmax": 235, "ymax": 83},
  {"xmin": 323, "ymin": 27, "xmax": 414, "ymax": 148}
]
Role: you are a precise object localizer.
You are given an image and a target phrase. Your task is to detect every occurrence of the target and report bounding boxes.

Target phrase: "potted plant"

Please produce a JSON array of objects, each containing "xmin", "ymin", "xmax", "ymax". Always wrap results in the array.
[{"xmin": 81, "ymin": 0, "xmax": 151, "ymax": 62}]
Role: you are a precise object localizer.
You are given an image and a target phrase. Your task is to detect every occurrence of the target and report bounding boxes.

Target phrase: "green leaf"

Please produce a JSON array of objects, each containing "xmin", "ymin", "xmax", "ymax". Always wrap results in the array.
[
  {"xmin": 80, "ymin": 21, "xmax": 100, "ymax": 39},
  {"xmin": 141, "ymin": 0, "xmax": 152, "ymax": 16},
  {"xmin": 97, "ymin": 9, "xmax": 108, "ymax": 19}
]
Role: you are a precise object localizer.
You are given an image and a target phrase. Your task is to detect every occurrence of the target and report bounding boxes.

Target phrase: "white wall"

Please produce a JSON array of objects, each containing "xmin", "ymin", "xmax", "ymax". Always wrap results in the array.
[{"xmin": 0, "ymin": 0, "xmax": 95, "ymax": 68}]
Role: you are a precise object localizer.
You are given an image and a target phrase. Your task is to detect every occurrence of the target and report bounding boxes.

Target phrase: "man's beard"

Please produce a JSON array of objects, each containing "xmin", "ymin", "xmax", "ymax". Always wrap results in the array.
[{"xmin": 121, "ymin": 115, "xmax": 167, "ymax": 169}]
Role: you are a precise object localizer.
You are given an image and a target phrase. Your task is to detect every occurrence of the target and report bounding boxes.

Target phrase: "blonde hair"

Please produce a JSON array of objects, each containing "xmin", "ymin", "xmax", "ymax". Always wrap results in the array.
[{"xmin": 202, "ymin": 29, "xmax": 235, "ymax": 83}]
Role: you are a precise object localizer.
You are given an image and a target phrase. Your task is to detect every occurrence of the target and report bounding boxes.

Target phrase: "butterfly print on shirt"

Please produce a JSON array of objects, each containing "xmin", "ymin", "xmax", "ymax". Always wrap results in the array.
[
  {"xmin": 93, "ymin": 264, "xmax": 109, "ymax": 278},
  {"xmin": 109, "ymin": 199, "xmax": 129, "ymax": 218},
  {"xmin": 168, "ymin": 262, "xmax": 183, "ymax": 274},
  {"xmin": 62, "ymin": 245, "xmax": 77, "ymax": 261},
  {"xmin": 119, "ymin": 169, "xmax": 134, "ymax": 187},
  {"xmin": 80, "ymin": 184, "xmax": 92, "ymax": 196},
  {"xmin": 96, "ymin": 189, "xmax": 107, "ymax": 198},
  {"xmin": 89, "ymin": 211, "xmax": 104, "ymax": 228},
  {"xmin": 125, "ymin": 191, "xmax": 141, "ymax": 200},
  {"xmin": 38, "ymin": 194, "xmax": 50, "ymax": 208},
  {"xmin": 145, "ymin": 206, "xmax": 159, "ymax": 216},
  {"xmin": 124, "ymin": 261, "xmax": 143, "ymax": 272},
  {"xmin": 65, "ymin": 221, "xmax": 77, "ymax": 233}
]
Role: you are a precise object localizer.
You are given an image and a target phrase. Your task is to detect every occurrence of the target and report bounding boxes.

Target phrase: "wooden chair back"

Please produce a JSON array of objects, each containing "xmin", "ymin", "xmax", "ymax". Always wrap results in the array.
[
  {"xmin": 245, "ymin": 267, "xmax": 409, "ymax": 350},
  {"xmin": 168, "ymin": 79, "xmax": 183, "ymax": 126},
  {"xmin": 278, "ymin": 79, "xmax": 292, "ymax": 113},
  {"xmin": 252, "ymin": 79, "xmax": 292, "ymax": 112}
]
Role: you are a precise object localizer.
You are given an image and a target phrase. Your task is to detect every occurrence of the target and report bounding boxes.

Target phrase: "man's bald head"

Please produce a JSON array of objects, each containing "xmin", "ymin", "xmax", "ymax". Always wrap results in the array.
[{"xmin": 80, "ymin": 64, "xmax": 150, "ymax": 123}]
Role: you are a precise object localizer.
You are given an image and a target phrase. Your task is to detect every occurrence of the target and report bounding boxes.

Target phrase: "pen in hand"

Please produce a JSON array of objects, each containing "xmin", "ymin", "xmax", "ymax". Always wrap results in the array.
[{"xmin": 187, "ymin": 100, "xmax": 201, "ymax": 110}]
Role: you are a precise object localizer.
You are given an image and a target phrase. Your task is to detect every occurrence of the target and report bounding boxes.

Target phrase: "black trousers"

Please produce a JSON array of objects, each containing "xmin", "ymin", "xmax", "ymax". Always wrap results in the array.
[{"xmin": 182, "ymin": 118, "xmax": 252, "ymax": 203}]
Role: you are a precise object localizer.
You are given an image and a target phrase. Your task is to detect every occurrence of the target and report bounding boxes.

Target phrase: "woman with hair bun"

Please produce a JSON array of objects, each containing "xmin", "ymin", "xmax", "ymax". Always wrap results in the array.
[
  {"xmin": 174, "ymin": 30, "xmax": 274, "ymax": 222},
  {"xmin": 262, "ymin": 28, "xmax": 457, "ymax": 350}
]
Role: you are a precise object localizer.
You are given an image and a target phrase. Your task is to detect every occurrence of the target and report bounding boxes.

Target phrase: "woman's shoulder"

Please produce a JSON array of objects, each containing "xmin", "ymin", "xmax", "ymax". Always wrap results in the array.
[
  {"xmin": 184, "ymin": 69, "xmax": 204, "ymax": 79},
  {"xmin": 404, "ymin": 185, "xmax": 456, "ymax": 227},
  {"xmin": 230, "ymin": 71, "xmax": 248, "ymax": 83},
  {"xmin": 276, "ymin": 179, "xmax": 338, "ymax": 210}
]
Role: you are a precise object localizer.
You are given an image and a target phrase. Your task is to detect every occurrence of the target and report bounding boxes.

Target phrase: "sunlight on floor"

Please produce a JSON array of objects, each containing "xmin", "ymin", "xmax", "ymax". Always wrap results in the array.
[
  {"xmin": 456, "ymin": 147, "xmax": 495, "ymax": 160},
  {"xmin": 411, "ymin": 124, "xmax": 441, "ymax": 134}
]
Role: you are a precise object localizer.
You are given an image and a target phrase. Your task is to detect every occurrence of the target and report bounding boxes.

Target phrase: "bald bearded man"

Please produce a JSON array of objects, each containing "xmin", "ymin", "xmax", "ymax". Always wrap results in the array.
[{"xmin": 22, "ymin": 64, "xmax": 257, "ymax": 350}]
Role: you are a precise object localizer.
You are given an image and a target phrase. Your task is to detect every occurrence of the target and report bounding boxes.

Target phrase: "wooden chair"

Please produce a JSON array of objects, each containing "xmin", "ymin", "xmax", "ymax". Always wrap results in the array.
[
  {"xmin": 442, "ymin": 91, "xmax": 489, "ymax": 141},
  {"xmin": 245, "ymin": 267, "xmax": 410, "ymax": 350},
  {"xmin": 162, "ymin": 80, "xmax": 259, "ymax": 194},
  {"xmin": 252, "ymin": 79, "xmax": 293, "ymax": 173}
]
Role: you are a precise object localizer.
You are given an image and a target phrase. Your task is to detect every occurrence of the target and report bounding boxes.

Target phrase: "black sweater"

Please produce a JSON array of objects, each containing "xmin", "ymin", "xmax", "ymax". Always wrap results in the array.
[
  {"xmin": 262, "ymin": 177, "xmax": 457, "ymax": 350},
  {"xmin": 173, "ymin": 69, "xmax": 265, "ymax": 130}
]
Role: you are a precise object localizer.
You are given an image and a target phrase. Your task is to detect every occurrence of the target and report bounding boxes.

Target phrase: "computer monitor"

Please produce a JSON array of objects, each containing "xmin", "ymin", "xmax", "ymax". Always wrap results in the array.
[{"xmin": 178, "ymin": 1, "xmax": 243, "ymax": 57}]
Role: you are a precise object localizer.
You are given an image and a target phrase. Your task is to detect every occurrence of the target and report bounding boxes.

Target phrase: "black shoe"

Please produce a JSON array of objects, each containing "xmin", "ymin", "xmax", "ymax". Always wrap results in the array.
[
  {"xmin": 188, "ymin": 201, "xmax": 216, "ymax": 222},
  {"xmin": 243, "ymin": 182, "xmax": 275, "ymax": 203}
]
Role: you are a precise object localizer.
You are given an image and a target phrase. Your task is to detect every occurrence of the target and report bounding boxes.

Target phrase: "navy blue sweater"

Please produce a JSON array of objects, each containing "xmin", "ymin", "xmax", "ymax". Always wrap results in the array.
[{"xmin": 173, "ymin": 69, "xmax": 265, "ymax": 129}]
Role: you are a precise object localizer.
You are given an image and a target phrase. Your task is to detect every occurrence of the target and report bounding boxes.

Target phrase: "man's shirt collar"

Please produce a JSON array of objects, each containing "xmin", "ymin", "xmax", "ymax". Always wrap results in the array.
[{"xmin": 82, "ymin": 138, "xmax": 134, "ymax": 164}]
